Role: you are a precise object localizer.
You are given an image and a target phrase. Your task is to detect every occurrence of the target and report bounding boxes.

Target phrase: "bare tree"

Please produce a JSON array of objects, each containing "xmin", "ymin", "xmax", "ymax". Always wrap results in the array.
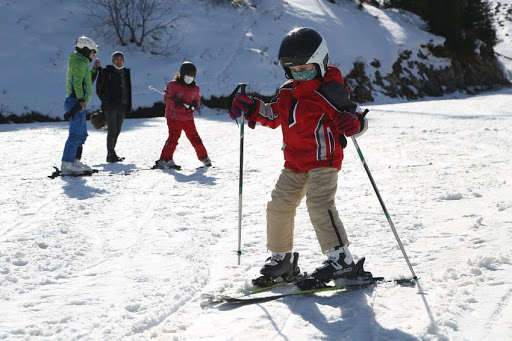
[{"xmin": 86, "ymin": 0, "xmax": 180, "ymax": 55}]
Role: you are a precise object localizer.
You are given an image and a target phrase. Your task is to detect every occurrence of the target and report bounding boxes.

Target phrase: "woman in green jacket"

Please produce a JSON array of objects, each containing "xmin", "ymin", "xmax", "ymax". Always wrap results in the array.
[{"xmin": 61, "ymin": 36, "xmax": 100, "ymax": 175}]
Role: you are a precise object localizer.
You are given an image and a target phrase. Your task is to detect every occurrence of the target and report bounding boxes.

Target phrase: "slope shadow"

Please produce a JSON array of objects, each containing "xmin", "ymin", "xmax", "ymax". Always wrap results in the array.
[
  {"xmin": 279, "ymin": 287, "xmax": 419, "ymax": 340},
  {"xmin": 94, "ymin": 162, "xmax": 141, "ymax": 173},
  {"xmin": 160, "ymin": 167, "xmax": 217, "ymax": 185},
  {"xmin": 210, "ymin": 288, "xmax": 418, "ymax": 340},
  {"xmin": 61, "ymin": 176, "xmax": 108, "ymax": 200}
]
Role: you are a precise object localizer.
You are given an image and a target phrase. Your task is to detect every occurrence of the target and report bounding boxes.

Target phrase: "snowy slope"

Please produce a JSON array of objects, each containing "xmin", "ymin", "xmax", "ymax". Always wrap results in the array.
[
  {"xmin": 1, "ymin": 88, "xmax": 512, "ymax": 340},
  {"xmin": 0, "ymin": 0, "xmax": 447, "ymax": 118}
]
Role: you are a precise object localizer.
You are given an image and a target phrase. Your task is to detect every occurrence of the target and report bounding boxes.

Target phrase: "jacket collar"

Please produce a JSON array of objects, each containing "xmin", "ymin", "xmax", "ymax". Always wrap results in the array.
[{"xmin": 291, "ymin": 66, "xmax": 342, "ymax": 99}]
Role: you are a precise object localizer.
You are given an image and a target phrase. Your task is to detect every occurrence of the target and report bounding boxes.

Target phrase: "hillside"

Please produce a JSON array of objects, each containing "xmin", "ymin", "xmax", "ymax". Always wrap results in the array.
[{"xmin": 0, "ymin": 0, "xmax": 510, "ymax": 120}]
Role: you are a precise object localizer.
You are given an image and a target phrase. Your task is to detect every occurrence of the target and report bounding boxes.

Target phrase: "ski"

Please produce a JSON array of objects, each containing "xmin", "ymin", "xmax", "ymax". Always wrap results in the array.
[
  {"xmin": 110, "ymin": 165, "xmax": 212, "ymax": 174},
  {"xmin": 203, "ymin": 276, "xmax": 415, "ymax": 306},
  {"xmin": 151, "ymin": 164, "xmax": 214, "ymax": 171},
  {"xmin": 23, "ymin": 165, "xmax": 209, "ymax": 181},
  {"xmin": 207, "ymin": 283, "xmax": 372, "ymax": 305},
  {"xmin": 203, "ymin": 257, "xmax": 416, "ymax": 306},
  {"xmin": 39, "ymin": 165, "xmax": 209, "ymax": 180},
  {"xmin": 48, "ymin": 167, "xmax": 99, "ymax": 179},
  {"xmin": 151, "ymin": 164, "xmax": 182, "ymax": 171},
  {"xmin": 104, "ymin": 168, "xmax": 154, "ymax": 176}
]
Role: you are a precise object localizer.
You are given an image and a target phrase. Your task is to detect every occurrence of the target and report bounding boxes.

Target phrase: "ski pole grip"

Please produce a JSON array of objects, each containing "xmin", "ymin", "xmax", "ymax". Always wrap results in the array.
[
  {"xmin": 239, "ymin": 83, "xmax": 247, "ymax": 95},
  {"xmin": 228, "ymin": 83, "xmax": 248, "ymax": 110},
  {"xmin": 228, "ymin": 83, "xmax": 255, "ymax": 128},
  {"xmin": 237, "ymin": 83, "xmax": 256, "ymax": 128}
]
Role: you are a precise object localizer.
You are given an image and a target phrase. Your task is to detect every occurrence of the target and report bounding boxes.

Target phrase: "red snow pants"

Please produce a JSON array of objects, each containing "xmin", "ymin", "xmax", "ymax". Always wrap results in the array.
[{"xmin": 159, "ymin": 118, "xmax": 208, "ymax": 162}]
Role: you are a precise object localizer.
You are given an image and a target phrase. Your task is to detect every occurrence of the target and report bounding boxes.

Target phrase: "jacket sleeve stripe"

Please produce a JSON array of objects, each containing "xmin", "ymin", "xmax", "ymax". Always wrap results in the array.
[
  {"xmin": 288, "ymin": 99, "xmax": 297, "ymax": 128},
  {"xmin": 314, "ymin": 114, "xmax": 327, "ymax": 161}
]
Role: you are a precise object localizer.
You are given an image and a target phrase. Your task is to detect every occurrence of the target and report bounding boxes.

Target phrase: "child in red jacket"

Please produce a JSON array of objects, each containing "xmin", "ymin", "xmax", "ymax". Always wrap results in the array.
[
  {"xmin": 156, "ymin": 61, "xmax": 211, "ymax": 169},
  {"xmin": 229, "ymin": 27, "xmax": 367, "ymax": 283}
]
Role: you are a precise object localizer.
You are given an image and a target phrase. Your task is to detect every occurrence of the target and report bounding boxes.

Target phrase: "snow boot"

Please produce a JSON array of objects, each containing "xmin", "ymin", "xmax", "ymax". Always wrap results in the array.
[
  {"xmin": 201, "ymin": 157, "xmax": 212, "ymax": 167},
  {"xmin": 61, "ymin": 161, "xmax": 86, "ymax": 175},
  {"xmin": 155, "ymin": 159, "xmax": 181, "ymax": 170},
  {"xmin": 74, "ymin": 159, "xmax": 92, "ymax": 172},
  {"xmin": 253, "ymin": 252, "xmax": 300, "ymax": 287},
  {"xmin": 311, "ymin": 246, "xmax": 358, "ymax": 281},
  {"xmin": 260, "ymin": 252, "xmax": 295, "ymax": 277},
  {"xmin": 107, "ymin": 152, "xmax": 122, "ymax": 163}
]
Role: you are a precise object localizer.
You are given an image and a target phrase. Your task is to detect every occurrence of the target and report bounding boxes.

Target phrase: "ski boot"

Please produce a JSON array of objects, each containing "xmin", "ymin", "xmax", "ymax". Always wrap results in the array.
[
  {"xmin": 252, "ymin": 252, "xmax": 300, "ymax": 288},
  {"xmin": 155, "ymin": 159, "xmax": 181, "ymax": 170},
  {"xmin": 296, "ymin": 246, "xmax": 373, "ymax": 290},
  {"xmin": 296, "ymin": 257, "xmax": 373, "ymax": 290},
  {"xmin": 202, "ymin": 157, "xmax": 212, "ymax": 167},
  {"xmin": 74, "ymin": 159, "xmax": 92, "ymax": 172},
  {"xmin": 311, "ymin": 246, "xmax": 359, "ymax": 281},
  {"xmin": 61, "ymin": 161, "xmax": 87, "ymax": 175},
  {"xmin": 107, "ymin": 152, "xmax": 123, "ymax": 163}
]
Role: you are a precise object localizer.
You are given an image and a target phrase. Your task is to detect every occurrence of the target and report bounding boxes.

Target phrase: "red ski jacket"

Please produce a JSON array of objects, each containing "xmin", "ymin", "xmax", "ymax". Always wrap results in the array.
[
  {"xmin": 164, "ymin": 79, "xmax": 201, "ymax": 121},
  {"xmin": 249, "ymin": 66, "xmax": 358, "ymax": 173}
]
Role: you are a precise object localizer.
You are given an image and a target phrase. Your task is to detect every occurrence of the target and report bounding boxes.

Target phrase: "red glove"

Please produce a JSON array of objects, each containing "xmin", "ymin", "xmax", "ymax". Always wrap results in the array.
[
  {"xmin": 229, "ymin": 94, "xmax": 258, "ymax": 120},
  {"xmin": 334, "ymin": 111, "xmax": 361, "ymax": 136}
]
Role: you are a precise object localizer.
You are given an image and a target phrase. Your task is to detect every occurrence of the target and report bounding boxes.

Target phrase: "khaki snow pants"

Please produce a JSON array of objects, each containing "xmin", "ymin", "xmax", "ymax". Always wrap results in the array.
[{"xmin": 266, "ymin": 167, "xmax": 349, "ymax": 253}]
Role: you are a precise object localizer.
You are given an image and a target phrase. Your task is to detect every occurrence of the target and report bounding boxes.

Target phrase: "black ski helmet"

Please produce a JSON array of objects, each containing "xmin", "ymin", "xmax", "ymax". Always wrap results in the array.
[
  {"xmin": 278, "ymin": 27, "xmax": 329, "ymax": 79},
  {"xmin": 180, "ymin": 61, "xmax": 197, "ymax": 77}
]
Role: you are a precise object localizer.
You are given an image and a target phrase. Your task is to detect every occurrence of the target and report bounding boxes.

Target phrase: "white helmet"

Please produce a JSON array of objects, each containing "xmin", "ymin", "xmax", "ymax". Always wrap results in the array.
[
  {"xmin": 75, "ymin": 36, "xmax": 99, "ymax": 53},
  {"xmin": 111, "ymin": 51, "xmax": 125, "ymax": 61}
]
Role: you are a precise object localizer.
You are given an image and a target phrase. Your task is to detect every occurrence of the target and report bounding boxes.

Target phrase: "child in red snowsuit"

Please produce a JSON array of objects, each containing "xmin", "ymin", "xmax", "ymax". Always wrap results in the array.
[
  {"xmin": 229, "ymin": 27, "xmax": 367, "ymax": 282},
  {"xmin": 156, "ymin": 62, "xmax": 211, "ymax": 169}
]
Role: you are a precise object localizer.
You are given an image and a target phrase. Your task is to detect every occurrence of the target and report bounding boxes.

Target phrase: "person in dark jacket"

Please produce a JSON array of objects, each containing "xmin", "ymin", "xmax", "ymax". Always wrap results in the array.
[{"xmin": 96, "ymin": 51, "xmax": 132, "ymax": 163}]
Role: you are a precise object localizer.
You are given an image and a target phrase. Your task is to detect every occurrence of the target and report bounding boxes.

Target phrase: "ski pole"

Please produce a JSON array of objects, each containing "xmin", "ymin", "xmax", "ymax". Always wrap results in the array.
[
  {"xmin": 148, "ymin": 85, "xmax": 191, "ymax": 109},
  {"xmin": 237, "ymin": 85, "xmax": 246, "ymax": 265},
  {"xmin": 148, "ymin": 85, "xmax": 164, "ymax": 95},
  {"xmin": 350, "ymin": 117, "xmax": 418, "ymax": 282},
  {"xmin": 228, "ymin": 83, "xmax": 248, "ymax": 265}
]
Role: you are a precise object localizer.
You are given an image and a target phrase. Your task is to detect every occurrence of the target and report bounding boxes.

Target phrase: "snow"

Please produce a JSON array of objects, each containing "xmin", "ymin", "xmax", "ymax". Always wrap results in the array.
[
  {"xmin": 1, "ymin": 87, "xmax": 512, "ymax": 340},
  {"xmin": 2, "ymin": 0, "xmax": 512, "ymax": 339}
]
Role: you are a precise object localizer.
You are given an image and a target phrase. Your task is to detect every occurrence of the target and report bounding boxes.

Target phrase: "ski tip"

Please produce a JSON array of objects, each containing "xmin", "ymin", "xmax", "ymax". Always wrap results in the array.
[{"xmin": 394, "ymin": 277, "xmax": 418, "ymax": 287}]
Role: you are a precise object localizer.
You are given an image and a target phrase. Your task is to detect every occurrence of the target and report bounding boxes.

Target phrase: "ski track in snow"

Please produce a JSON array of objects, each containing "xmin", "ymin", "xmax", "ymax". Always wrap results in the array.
[{"xmin": 1, "ymin": 89, "xmax": 512, "ymax": 340}]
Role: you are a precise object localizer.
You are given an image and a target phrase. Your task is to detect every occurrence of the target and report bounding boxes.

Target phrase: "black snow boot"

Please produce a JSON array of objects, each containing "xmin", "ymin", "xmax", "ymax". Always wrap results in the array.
[
  {"xmin": 260, "ymin": 252, "xmax": 296, "ymax": 277},
  {"xmin": 253, "ymin": 252, "xmax": 300, "ymax": 287},
  {"xmin": 311, "ymin": 246, "xmax": 359, "ymax": 281},
  {"xmin": 107, "ymin": 152, "xmax": 122, "ymax": 163}
]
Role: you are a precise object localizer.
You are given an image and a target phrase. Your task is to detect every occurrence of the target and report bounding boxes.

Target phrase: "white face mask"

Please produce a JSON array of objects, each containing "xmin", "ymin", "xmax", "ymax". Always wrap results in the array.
[{"xmin": 184, "ymin": 76, "xmax": 194, "ymax": 84}]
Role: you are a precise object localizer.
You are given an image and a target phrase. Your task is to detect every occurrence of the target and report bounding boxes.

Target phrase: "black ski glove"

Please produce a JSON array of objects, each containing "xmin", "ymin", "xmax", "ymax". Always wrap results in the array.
[{"xmin": 64, "ymin": 102, "xmax": 82, "ymax": 120}]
